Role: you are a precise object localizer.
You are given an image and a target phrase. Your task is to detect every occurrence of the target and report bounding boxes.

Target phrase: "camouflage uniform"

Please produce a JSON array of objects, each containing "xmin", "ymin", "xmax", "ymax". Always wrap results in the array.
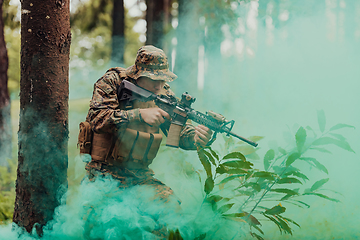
[{"xmin": 85, "ymin": 46, "xmax": 197, "ymax": 201}]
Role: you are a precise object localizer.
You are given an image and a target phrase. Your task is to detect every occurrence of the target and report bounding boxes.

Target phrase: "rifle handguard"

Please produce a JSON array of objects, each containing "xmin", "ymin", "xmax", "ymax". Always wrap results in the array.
[{"xmin": 166, "ymin": 123, "xmax": 182, "ymax": 148}]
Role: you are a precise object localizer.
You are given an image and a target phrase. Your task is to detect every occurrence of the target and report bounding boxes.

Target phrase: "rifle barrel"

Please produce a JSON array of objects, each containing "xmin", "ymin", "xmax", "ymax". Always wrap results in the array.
[{"xmin": 228, "ymin": 132, "xmax": 258, "ymax": 147}]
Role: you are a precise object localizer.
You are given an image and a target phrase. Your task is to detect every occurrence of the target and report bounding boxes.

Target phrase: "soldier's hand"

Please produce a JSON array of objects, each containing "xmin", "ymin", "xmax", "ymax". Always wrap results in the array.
[
  {"xmin": 195, "ymin": 125, "xmax": 213, "ymax": 147},
  {"xmin": 139, "ymin": 108, "xmax": 171, "ymax": 127}
]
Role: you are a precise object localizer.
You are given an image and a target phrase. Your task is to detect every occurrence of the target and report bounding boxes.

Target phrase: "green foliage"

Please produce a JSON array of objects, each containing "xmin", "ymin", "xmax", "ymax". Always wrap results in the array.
[
  {"xmin": 0, "ymin": 160, "xmax": 17, "ymax": 224},
  {"xmin": 185, "ymin": 112, "xmax": 354, "ymax": 239},
  {"xmin": 3, "ymin": 0, "xmax": 20, "ymax": 29},
  {"xmin": 4, "ymin": 27, "xmax": 21, "ymax": 96}
]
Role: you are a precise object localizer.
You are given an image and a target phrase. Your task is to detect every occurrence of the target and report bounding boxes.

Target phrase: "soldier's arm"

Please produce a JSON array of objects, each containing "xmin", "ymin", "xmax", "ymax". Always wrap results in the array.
[
  {"xmin": 85, "ymin": 71, "xmax": 141, "ymax": 134},
  {"xmin": 158, "ymin": 85, "xmax": 198, "ymax": 150},
  {"xmin": 179, "ymin": 123, "xmax": 197, "ymax": 150}
]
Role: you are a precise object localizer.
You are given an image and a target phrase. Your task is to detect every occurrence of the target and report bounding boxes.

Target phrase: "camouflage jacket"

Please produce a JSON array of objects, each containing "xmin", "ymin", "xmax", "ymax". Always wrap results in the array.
[{"xmin": 86, "ymin": 67, "xmax": 197, "ymax": 151}]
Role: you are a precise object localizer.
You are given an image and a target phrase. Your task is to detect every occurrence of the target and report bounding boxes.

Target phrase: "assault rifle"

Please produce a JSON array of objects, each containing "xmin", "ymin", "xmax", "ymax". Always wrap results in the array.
[{"xmin": 118, "ymin": 80, "xmax": 258, "ymax": 148}]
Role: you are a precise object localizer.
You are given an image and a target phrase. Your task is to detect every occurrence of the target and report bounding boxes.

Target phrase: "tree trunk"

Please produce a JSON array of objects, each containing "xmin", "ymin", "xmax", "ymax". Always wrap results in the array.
[
  {"xmin": 203, "ymin": 12, "xmax": 224, "ymax": 109},
  {"xmin": 173, "ymin": 0, "xmax": 200, "ymax": 95},
  {"xmin": 160, "ymin": 0, "xmax": 172, "ymax": 65},
  {"xmin": 111, "ymin": 0, "xmax": 125, "ymax": 65},
  {"xmin": 0, "ymin": 0, "xmax": 11, "ymax": 167},
  {"xmin": 13, "ymin": 0, "xmax": 71, "ymax": 234},
  {"xmin": 145, "ymin": 0, "xmax": 165, "ymax": 48}
]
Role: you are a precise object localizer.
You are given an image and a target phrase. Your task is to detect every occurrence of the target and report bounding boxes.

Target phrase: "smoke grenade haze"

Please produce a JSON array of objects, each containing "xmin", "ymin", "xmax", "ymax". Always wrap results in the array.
[{"xmin": 2, "ymin": 0, "xmax": 360, "ymax": 239}]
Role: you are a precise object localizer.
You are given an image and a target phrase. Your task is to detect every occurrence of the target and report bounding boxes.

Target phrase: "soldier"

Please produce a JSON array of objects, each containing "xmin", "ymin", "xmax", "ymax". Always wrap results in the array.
[{"xmin": 81, "ymin": 45, "xmax": 212, "ymax": 201}]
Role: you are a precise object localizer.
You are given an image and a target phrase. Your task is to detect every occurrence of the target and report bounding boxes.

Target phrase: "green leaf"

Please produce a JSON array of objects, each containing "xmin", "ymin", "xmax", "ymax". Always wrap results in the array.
[
  {"xmin": 217, "ymin": 203, "xmax": 234, "ymax": 214},
  {"xmin": 317, "ymin": 109, "xmax": 326, "ymax": 133},
  {"xmin": 304, "ymin": 188, "xmax": 311, "ymax": 194},
  {"xmin": 243, "ymin": 212, "xmax": 261, "ymax": 226},
  {"xmin": 222, "ymin": 152, "xmax": 246, "ymax": 161},
  {"xmin": 203, "ymin": 149, "xmax": 216, "ymax": 166},
  {"xmin": 280, "ymin": 215, "xmax": 301, "ymax": 228},
  {"xmin": 264, "ymin": 149, "xmax": 275, "ymax": 171},
  {"xmin": 216, "ymin": 165, "xmax": 227, "ymax": 174},
  {"xmin": 227, "ymin": 168, "xmax": 249, "ymax": 175},
  {"xmin": 286, "ymin": 152, "xmax": 301, "ymax": 167},
  {"xmin": 252, "ymin": 226, "xmax": 265, "ymax": 236},
  {"xmin": 295, "ymin": 127, "xmax": 307, "ymax": 152},
  {"xmin": 310, "ymin": 147, "xmax": 332, "ymax": 154},
  {"xmin": 271, "ymin": 188, "xmax": 299, "ymax": 195},
  {"xmin": 302, "ymin": 192, "xmax": 340, "ymax": 202},
  {"xmin": 284, "ymin": 170, "xmax": 309, "ymax": 180},
  {"xmin": 280, "ymin": 194, "xmax": 292, "ymax": 201},
  {"xmin": 222, "ymin": 212, "xmax": 246, "ymax": 218},
  {"xmin": 219, "ymin": 174, "xmax": 246, "ymax": 185},
  {"xmin": 252, "ymin": 171, "xmax": 276, "ymax": 180},
  {"xmin": 168, "ymin": 229, "xmax": 182, "ymax": 239},
  {"xmin": 294, "ymin": 200, "xmax": 310, "ymax": 208},
  {"xmin": 300, "ymin": 157, "xmax": 328, "ymax": 174},
  {"xmin": 237, "ymin": 190, "xmax": 255, "ymax": 196},
  {"xmin": 198, "ymin": 149, "xmax": 212, "ymax": 178},
  {"xmin": 312, "ymin": 137, "xmax": 355, "ymax": 153},
  {"xmin": 221, "ymin": 160, "xmax": 253, "ymax": 169},
  {"xmin": 277, "ymin": 216, "xmax": 293, "ymax": 235},
  {"xmin": 290, "ymin": 171, "xmax": 309, "ymax": 181},
  {"xmin": 329, "ymin": 123, "xmax": 355, "ymax": 131},
  {"xmin": 204, "ymin": 177, "xmax": 214, "ymax": 194},
  {"xmin": 242, "ymin": 182, "xmax": 261, "ymax": 192},
  {"xmin": 264, "ymin": 205, "xmax": 286, "ymax": 215},
  {"xmin": 310, "ymin": 178, "xmax": 329, "ymax": 192},
  {"xmin": 206, "ymin": 195, "xmax": 223, "ymax": 203},
  {"xmin": 207, "ymin": 147, "xmax": 219, "ymax": 161},
  {"xmin": 262, "ymin": 214, "xmax": 282, "ymax": 233},
  {"xmin": 278, "ymin": 147, "xmax": 287, "ymax": 155},
  {"xmin": 277, "ymin": 177, "xmax": 302, "ymax": 185},
  {"xmin": 216, "ymin": 165, "xmax": 248, "ymax": 175},
  {"xmin": 250, "ymin": 232, "xmax": 264, "ymax": 240},
  {"xmin": 330, "ymin": 133, "xmax": 346, "ymax": 141}
]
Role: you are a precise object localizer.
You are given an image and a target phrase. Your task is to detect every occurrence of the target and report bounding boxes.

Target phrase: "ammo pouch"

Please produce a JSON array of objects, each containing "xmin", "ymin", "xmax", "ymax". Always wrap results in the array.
[
  {"xmin": 91, "ymin": 128, "xmax": 163, "ymax": 166},
  {"xmin": 114, "ymin": 128, "xmax": 163, "ymax": 162},
  {"xmin": 78, "ymin": 121, "xmax": 93, "ymax": 155}
]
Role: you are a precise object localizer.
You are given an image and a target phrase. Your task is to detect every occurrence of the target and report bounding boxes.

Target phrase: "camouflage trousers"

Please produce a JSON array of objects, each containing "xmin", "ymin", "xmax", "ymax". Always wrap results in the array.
[{"xmin": 84, "ymin": 161, "xmax": 182, "ymax": 239}]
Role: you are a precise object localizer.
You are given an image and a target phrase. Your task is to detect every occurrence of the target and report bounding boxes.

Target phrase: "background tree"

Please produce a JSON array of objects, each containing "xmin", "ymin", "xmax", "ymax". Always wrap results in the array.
[
  {"xmin": 111, "ymin": 0, "xmax": 125, "ymax": 65},
  {"xmin": 145, "ymin": 0, "xmax": 167, "ymax": 49},
  {"xmin": 0, "ymin": 0, "xmax": 11, "ymax": 167},
  {"xmin": 12, "ymin": 0, "xmax": 71, "ymax": 234},
  {"xmin": 172, "ymin": 0, "xmax": 200, "ymax": 95}
]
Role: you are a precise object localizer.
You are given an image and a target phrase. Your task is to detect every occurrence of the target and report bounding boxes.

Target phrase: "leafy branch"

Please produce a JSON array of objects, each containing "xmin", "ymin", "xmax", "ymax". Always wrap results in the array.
[{"xmin": 190, "ymin": 111, "xmax": 354, "ymax": 239}]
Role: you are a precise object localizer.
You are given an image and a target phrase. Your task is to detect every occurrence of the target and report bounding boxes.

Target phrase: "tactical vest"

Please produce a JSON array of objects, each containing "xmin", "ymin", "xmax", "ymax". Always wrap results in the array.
[{"xmin": 78, "ymin": 67, "xmax": 165, "ymax": 169}]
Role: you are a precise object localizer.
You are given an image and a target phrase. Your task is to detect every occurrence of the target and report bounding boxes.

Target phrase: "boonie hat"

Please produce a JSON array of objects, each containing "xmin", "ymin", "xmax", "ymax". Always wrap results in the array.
[{"xmin": 125, "ymin": 45, "xmax": 177, "ymax": 82}]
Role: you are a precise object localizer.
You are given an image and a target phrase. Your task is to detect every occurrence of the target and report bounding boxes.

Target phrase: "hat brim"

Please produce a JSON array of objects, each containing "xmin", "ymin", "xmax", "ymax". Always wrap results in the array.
[{"xmin": 125, "ymin": 65, "xmax": 177, "ymax": 82}]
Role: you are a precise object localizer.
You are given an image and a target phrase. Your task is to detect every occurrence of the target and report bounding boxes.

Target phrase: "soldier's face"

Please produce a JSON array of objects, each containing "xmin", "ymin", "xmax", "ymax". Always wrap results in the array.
[{"xmin": 137, "ymin": 77, "xmax": 165, "ymax": 95}]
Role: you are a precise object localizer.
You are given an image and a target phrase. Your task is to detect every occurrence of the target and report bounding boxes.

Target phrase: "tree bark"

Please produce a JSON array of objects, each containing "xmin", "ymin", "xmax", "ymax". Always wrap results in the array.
[
  {"xmin": 145, "ymin": 0, "xmax": 165, "ymax": 48},
  {"xmin": 13, "ymin": 0, "xmax": 71, "ymax": 234},
  {"xmin": 173, "ymin": 0, "xmax": 200, "ymax": 95},
  {"xmin": 0, "ymin": 0, "xmax": 12, "ymax": 167},
  {"xmin": 111, "ymin": 0, "xmax": 125, "ymax": 65}
]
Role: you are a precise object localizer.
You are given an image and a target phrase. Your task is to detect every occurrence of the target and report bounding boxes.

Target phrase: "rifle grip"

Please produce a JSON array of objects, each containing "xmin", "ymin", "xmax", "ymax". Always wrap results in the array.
[{"xmin": 166, "ymin": 123, "xmax": 182, "ymax": 148}]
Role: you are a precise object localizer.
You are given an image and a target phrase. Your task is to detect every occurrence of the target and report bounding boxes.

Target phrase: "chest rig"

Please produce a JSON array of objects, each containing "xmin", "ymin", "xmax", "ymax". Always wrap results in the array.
[{"xmin": 89, "ymin": 68, "xmax": 164, "ymax": 169}]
